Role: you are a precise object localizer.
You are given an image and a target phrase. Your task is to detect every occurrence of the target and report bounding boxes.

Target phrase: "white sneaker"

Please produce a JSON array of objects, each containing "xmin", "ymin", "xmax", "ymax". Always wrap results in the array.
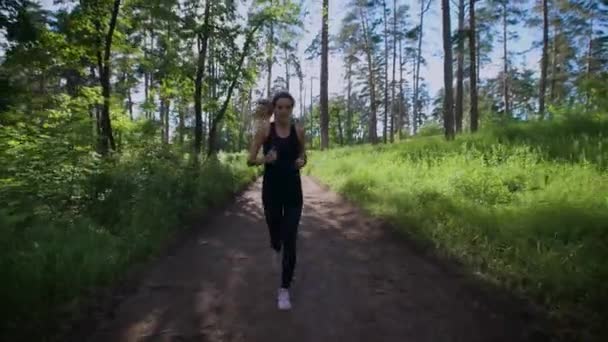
[{"xmin": 277, "ymin": 288, "xmax": 292, "ymax": 310}]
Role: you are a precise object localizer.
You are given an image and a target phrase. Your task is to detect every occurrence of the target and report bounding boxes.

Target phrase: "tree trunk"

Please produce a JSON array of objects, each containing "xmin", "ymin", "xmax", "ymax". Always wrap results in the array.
[
  {"xmin": 194, "ymin": 0, "xmax": 211, "ymax": 157},
  {"xmin": 127, "ymin": 86, "xmax": 133, "ymax": 120},
  {"xmin": 414, "ymin": 0, "xmax": 431, "ymax": 135},
  {"xmin": 164, "ymin": 99, "xmax": 170, "ymax": 143},
  {"xmin": 502, "ymin": 1, "xmax": 510, "ymax": 116},
  {"xmin": 336, "ymin": 108, "xmax": 344, "ymax": 145},
  {"xmin": 476, "ymin": 28, "xmax": 481, "ymax": 86},
  {"xmin": 585, "ymin": 10, "xmax": 594, "ymax": 110},
  {"xmin": 89, "ymin": 66, "xmax": 99, "ymax": 136},
  {"xmin": 359, "ymin": 7, "xmax": 378, "ymax": 144},
  {"xmin": 309, "ymin": 76, "xmax": 314, "ymax": 149},
  {"xmin": 178, "ymin": 99, "xmax": 185, "ymax": 145},
  {"xmin": 441, "ymin": 0, "xmax": 455, "ymax": 140},
  {"xmin": 346, "ymin": 60, "xmax": 353, "ymax": 144},
  {"xmin": 539, "ymin": 0, "xmax": 548, "ymax": 118},
  {"xmin": 97, "ymin": 0, "xmax": 121, "ymax": 155},
  {"xmin": 143, "ymin": 28, "xmax": 150, "ymax": 119},
  {"xmin": 267, "ymin": 3, "xmax": 274, "ymax": 98},
  {"xmin": 469, "ymin": 0, "xmax": 478, "ymax": 132},
  {"xmin": 320, "ymin": 0, "xmax": 329, "ymax": 150},
  {"xmin": 285, "ymin": 48, "xmax": 290, "ymax": 91},
  {"xmin": 300, "ymin": 75, "xmax": 306, "ymax": 120},
  {"xmin": 208, "ymin": 26, "xmax": 260, "ymax": 156},
  {"xmin": 455, "ymin": 0, "xmax": 465, "ymax": 132},
  {"xmin": 398, "ymin": 33, "xmax": 404, "ymax": 138},
  {"xmin": 382, "ymin": 0, "xmax": 389, "ymax": 143},
  {"xmin": 144, "ymin": 74, "xmax": 149, "ymax": 119},
  {"xmin": 390, "ymin": 0, "xmax": 397, "ymax": 142},
  {"xmin": 243, "ymin": 88, "xmax": 253, "ymax": 147},
  {"xmin": 160, "ymin": 99, "xmax": 166, "ymax": 142},
  {"xmin": 550, "ymin": 28, "xmax": 557, "ymax": 102},
  {"xmin": 237, "ymin": 91, "xmax": 247, "ymax": 151}
]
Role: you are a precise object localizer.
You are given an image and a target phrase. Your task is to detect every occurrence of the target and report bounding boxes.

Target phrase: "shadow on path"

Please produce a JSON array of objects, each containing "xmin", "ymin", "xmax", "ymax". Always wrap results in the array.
[{"xmin": 86, "ymin": 177, "xmax": 547, "ymax": 342}]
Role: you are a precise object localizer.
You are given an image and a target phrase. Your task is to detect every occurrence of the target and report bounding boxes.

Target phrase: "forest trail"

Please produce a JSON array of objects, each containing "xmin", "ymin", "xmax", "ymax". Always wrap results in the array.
[{"xmin": 86, "ymin": 177, "xmax": 544, "ymax": 342}]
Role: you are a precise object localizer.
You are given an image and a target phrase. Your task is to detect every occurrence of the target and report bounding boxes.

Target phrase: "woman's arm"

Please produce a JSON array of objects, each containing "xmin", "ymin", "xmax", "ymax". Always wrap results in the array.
[{"xmin": 295, "ymin": 123, "xmax": 307, "ymax": 168}]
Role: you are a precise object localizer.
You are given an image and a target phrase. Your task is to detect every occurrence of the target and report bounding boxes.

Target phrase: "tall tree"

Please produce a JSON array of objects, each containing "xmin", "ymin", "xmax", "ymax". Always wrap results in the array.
[
  {"xmin": 382, "ymin": 0, "xmax": 389, "ymax": 143},
  {"xmin": 193, "ymin": 0, "xmax": 211, "ymax": 157},
  {"xmin": 208, "ymin": 25, "xmax": 261, "ymax": 155},
  {"xmin": 413, "ymin": 0, "xmax": 431, "ymax": 135},
  {"xmin": 390, "ymin": 0, "xmax": 397, "ymax": 142},
  {"xmin": 441, "ymin": 0, "xmax": 454, "ymax": 139},
  {"xmin": 96, "ymin": 0, "xmax": 122, "ymax": 154},
  {"xmin": 469, "ymin": 0, "xmax": 478, "ymax": 132},
  {"xmin": 336, "ymin": 15, "xmax": 360, "ymax": 144},
  {"xmin": 488, "ymin": 0, "xmax": 525, "ymax": 117},
  {"xmin": 455, "ymin": 0, "xmax": 465, "ymax": 132},
  {"xmin": 501, "ymin": 0, "xmax": 509, "ymax": 116},
  {"xmin": 320, "ymin": 0, "xmax": 329, "ymax": 150},
  {"xmin": 264, "ymin": 0, "xmax": 278, "ymax": 97},
  {"xmin": 539, "ymin": 0, "xmax": 549, "ymax": 118},
  {"xmin": 356, "ymin": 1, "xmax": 379, "ymax": 143}
]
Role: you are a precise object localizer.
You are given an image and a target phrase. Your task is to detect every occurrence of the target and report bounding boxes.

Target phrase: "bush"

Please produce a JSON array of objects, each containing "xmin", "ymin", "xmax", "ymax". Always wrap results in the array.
[
  {"xmin": 0, "ymin": 126, "xmax": 259, "ymax": 341},
  {"xmin": 417, "ymin": 122, "xmax": 443, "ymax": 137},
  {"xmin": 306, "ymin": 116, "xmax": 608, "ymax": 341}
]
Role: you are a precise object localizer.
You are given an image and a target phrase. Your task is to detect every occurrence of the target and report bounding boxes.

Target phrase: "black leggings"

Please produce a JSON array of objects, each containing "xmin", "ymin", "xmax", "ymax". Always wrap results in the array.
[{"xmin": 263, "ymin": 202, "xmax": 302, "ymax": 289}]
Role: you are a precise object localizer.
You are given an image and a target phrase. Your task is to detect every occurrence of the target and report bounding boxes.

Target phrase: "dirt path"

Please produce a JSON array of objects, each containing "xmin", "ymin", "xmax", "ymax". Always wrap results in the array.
[{"xmin": 87, "ymin": 177, "xmax": 546, "ymax": 342}]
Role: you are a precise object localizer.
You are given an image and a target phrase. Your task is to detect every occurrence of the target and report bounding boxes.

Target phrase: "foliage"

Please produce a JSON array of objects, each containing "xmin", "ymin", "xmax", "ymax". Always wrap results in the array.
[
  {"xmin": 416, "ymin": 121, "xmax": 443, "ymax": 137},
  {"xmin": 0, "ymin": 109, "xmax": 259, "ymax": 340},
  {"xmin": 306, "ymin": 115, "xmax": 608, "ymax": 341}
]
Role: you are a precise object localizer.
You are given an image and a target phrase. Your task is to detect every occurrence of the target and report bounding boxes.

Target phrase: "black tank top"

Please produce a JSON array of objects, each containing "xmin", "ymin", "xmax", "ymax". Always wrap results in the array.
[{"xmin": 262, "ymin": 122, "xmax": 303, "ymax": 205}]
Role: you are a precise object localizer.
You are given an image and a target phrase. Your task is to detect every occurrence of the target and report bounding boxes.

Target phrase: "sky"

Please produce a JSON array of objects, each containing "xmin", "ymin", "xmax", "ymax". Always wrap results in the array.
[
  {"xmin": 292, "ymin": 0, "xmax": 541, "ymax": 104},
  {"xmin": 38, "ymin": 0, "xmax": 542, "ymax": 115}
]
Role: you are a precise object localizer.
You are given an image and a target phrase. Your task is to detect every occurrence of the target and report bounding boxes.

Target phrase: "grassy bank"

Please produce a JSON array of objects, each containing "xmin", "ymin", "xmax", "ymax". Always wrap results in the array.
[
  {"xmin": 306, "ymin": 116, "xmax": 608, "ymax": 340},
  {"xmin": 0, "ymin": 139, "xmax": 259, "ymax": 341}
]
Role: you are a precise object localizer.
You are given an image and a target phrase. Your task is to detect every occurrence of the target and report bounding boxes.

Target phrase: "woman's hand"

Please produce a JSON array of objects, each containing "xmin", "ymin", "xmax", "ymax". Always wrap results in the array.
[
  {"xmin": 264, "ymin": 148, "xmax": 278, "ymax": 164},
  {"xmin": 295, "ymin": 156, "xmax": 306, "ymax": 169}
]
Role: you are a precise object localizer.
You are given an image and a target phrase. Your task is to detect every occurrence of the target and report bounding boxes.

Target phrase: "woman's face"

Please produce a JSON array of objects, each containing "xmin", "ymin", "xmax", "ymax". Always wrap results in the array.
[{"xmin": 274, "ymin": 97, "xmax": 293, "ymax": 123}]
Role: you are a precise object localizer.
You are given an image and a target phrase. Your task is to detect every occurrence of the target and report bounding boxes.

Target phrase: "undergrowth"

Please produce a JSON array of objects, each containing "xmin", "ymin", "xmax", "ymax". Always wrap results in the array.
[{"xmin": 306, "ymin": 115, "xmax": 608, "ymax": 341}]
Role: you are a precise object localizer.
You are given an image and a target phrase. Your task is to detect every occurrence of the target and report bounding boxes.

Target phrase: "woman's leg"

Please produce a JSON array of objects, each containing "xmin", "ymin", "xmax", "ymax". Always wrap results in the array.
[
  {"xmin": 280, "ymin": 204, "xmax": 302, "ymax": 289},
  {"xmin": 263, "ymin": 200, "xmax": 283, "ymax": 252}
]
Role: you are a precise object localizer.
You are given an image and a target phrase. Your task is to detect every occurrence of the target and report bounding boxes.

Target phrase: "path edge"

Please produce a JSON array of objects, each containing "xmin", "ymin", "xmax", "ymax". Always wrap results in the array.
[
  {"xmin": 60, "ymin": 177, "xmax": 261, "ymax": 342},
  {"xmin": 305, "ymin": 175, "xmax": 556, "ymax": 342}
]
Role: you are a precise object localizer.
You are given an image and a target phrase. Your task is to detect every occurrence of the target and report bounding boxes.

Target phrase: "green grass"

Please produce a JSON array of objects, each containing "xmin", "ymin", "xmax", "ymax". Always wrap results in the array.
[
  {"xmin": 306, "ymin": 116, "xmax": 608, "ymax": 341},
  {"xmin": 0, "ymin": 145, "xmax": 259, "ymax": 341}
]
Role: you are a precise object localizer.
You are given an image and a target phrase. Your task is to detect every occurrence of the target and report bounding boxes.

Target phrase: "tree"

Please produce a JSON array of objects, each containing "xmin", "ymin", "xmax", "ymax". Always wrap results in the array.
[
  {"xmin": 193, "ymin": 0, "xmax": 211, "ymax": 157},
  {"xmin": 487, "ymin": 0, "xmax": 526, "ymax": 117},
  {"xmin": 390, "ymin": 0, "xmax": 398, "ymax": 142},
  {"xmin": 382, "ymin": 0, "xmax": 390, "ymax": 143},
  {"xmin": 207, "ymin": 25, "xmax": 262, "ymax": 155},
  {"xmin": 539, "ymin": 0, "xmax": 549, "ymax": 118},
  {"xmin": 336, "ymin": 21, "xmax": 360, "ymax": 144},
  {"xmin": 412, "ymin": 0, "xmax": 431, "ymax": 135},
  {"xmin": 455, "ymin": 0, "xmax": 465, "ymax": 132},
  {"xmin": 501, "ymin": 0, "xmax": 510, "ymax": 116},
  {"xmin": 94, "ymin": 0, "xmax": 122, "ymax": 155},
  {"xmin": 320, "ymin": 0, "xmax": 329, "ymax": 150},
  {"xmin": 441, "ymin": 0, "xmax": 454, "ymax": 139},
  {"xmin": 357, "ymin": 1, "xmax": 379, "ymax": 144},
  {"xmin": 469, "ymin": 0, "xmax": 478, "ymax": 132},
  {"xmin": 266, "ymin": 0, "xmax": 275, "ymax": 98},
  {"xmin": 340, "ymin": 0, "xmax": 381, "ymax": 144}
]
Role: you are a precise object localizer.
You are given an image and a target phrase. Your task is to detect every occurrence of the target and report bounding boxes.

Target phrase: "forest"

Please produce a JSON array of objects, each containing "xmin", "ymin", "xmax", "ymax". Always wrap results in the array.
[{"xmin": 1, "ymin": 0, "xmax": 607, "ymax": 341}]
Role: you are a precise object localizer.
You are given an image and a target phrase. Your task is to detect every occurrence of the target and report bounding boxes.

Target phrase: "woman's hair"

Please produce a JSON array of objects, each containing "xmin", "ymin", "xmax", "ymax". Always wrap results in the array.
[{"xmin": 272, "ymin": 91, "xmax": 295, "ymax": 107}]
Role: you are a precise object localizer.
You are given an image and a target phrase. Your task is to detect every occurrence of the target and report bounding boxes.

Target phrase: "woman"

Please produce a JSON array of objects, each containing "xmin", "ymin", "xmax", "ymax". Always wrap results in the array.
[{"xmin": 247, "ymin": 91, "xmax": 306, "ymax": 310}]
